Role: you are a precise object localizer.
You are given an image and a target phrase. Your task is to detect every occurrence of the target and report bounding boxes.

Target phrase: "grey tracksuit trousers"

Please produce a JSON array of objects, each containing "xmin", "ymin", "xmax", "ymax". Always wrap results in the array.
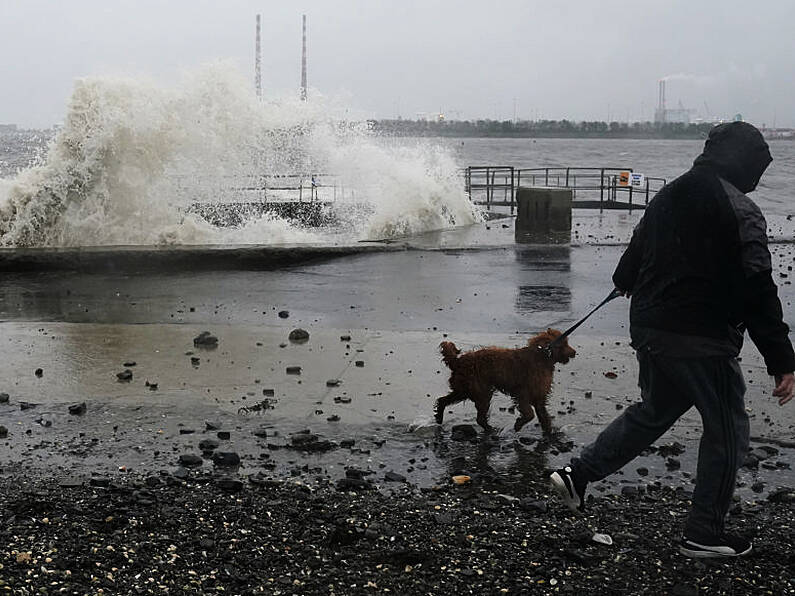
[{"xmin": 572, "ymin": 348, "xmax": 749, "ymax": 540}]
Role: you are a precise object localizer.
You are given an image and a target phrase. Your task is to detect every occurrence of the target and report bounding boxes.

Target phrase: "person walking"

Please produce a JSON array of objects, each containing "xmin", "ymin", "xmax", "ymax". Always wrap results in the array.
[{"xmin": 549, "ymin": 121, "xmax": 794, "ymax": 558}]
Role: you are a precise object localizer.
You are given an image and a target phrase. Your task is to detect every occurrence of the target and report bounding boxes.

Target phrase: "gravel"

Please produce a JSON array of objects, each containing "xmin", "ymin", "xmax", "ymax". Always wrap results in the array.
[{"xmin": 0, "ymin": 472, "xmax": 792, "ymax": 594}]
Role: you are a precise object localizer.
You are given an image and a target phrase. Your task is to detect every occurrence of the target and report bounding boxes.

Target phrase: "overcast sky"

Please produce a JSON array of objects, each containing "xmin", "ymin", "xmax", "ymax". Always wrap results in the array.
[{"xmin": 1, "ymin": 0, "xmax": 794, "ymax": 128}]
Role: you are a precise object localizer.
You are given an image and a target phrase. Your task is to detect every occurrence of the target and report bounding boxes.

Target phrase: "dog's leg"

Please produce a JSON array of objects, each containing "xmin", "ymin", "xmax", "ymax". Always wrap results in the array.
[
  {"xmin": 535, "ymin": 403, "xmax": 554, "ymax": 435},
  {"xmin": 475, "ymin": 398, "xmax": 492, "ymax": 432},
  {"xmin": 435, "ymin": 391, "xmax": 464, "ymax": 424},
  {"xmin": 513, "ymin": 399, "xmax": 536, "ymax": 432}
]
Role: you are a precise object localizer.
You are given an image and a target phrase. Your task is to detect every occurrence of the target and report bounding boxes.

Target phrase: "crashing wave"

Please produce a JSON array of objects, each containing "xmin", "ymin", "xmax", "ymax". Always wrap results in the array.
[{"xmin": 0, "ymin": 64, "xmax": 480, "ymax": 247}]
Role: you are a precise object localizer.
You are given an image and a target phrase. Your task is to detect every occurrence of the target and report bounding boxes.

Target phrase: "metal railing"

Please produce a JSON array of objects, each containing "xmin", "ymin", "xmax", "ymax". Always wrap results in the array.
[{"xmin": 465, "ymin": 166, "xmax": 667, "ymax": 213}]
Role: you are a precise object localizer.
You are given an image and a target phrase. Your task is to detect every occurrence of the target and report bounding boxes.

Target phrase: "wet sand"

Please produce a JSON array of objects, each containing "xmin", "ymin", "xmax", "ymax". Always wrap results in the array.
[{"xmin": 1, "ymin": 215, "xmax": 794, "ymax": 593}]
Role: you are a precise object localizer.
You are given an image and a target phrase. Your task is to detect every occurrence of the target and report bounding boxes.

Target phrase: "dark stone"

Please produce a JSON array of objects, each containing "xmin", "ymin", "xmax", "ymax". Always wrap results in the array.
[
  {"xmin": 584, "ymin": 391, "xmax": 592, "ymax": 398},
  {"xmin": 340, "ymin": 439, "xmax": 355, "ymax": 448},
  {"xmin": 657, "ymin": 441, "xmax": 686, "ymax": 457},
  {"xmin": 217, "ymin": 431, "xmax": 231, "ymax": 440},
  {"xmin": 278, "ymin": 310, "xmax": 290, "ymax": 319},
  {"xmin": 756, "ymin": 445, "xmax": 780, "ymax": 457},
  {"xmin": 289, "ymin": 433, "xmax": 337, "ymax": 452},
  {"xmin": 451, "ymin": 424, "xmax": 478, "ymax": 441},
  {"xmin": 193, "ymin": 331, "xmax": 219, "ymax": 348},
  {"xmin": 253, "ymin": 428, "xmax": 269, "ymax": 438},
  {"xmin": 288, "ymin": 328, "xmax": 309, "ymax": 342},
  {"xmin": 0, "ymin": 425, "xmax": 7, "ymax": 439},
  {"xmin": 340, "ymin": 335, "xmax": 352, "ymax": 341},
  {"xmin": 751, "ymin": 447, "xmax": 775, "ymax": 461},
  {"xmin": 291, "ymin": 432, "xmax": 318, "ymax": 446},
  {"xmin": 621, "ymin": 485, "xmax": 641, "ymax": 498},
  {"xmin": 199, "ymin": 439, "xmax": 220, "ymax": 451},
  {"xmin": 665, "ymin": 457, "xmax": 681, "ymax": 470},
  {"xmin": 384, "ymin": 471, "xmax": 406, "ymax": 482},
  {"xmin": 191, "ymin": 357, "xmax": 201, "ymax": 366},
  {"xmin": 742, "ymin": 454, "xmax": 760, "ymax": 469},
  {"xmin": 212, "ymin": 452, "xmax": 241, "ymax": 467},
  {"xmin": 751, "ymin": 481, "xmax": 765, "ymax": 493},
  {"xmin": 117, "ymin": 369, "xmax": 133, "ymax": 382},
  {"xmin": 286, "ymin": 366, "xmax": 302, "ymax": 375},
  {"xmin": 355, "ymin": 361, "xmax": 365, "ymax": 367},
  {"xmin": 216, "ymin": 478, "xmax": 244, "ymax": 492},
  {"xmin": 179, "ymin": 454, "xmax": 203, "ymax": 467},
  {"xmin": 327, "ymin": 415, "xmax": 340, "ymax": 422},
  {"xmin": 205, "ymin": 421, "xmax": 221, "ymax": 431},
  {"xmin": 35, "ymin": 368, "xmax": 43, "ymax": 377},
  {"xmin": 179, "ymin": 428, "xmax": 195, "ymax": 435},
  {"xmin": 0, "ymin": 392, "xmax": 9, "ymax": 404},
  {"xmin": 326, "ymin": 379, "xmax": 341, "ymax": 387},
  {"xmin": 89, "ymin": 478, "xmax": 110, "ymax": 487},
  {"xmin": 336, "ymin": 477, "xmax": 372, "ymax": 491},
  {"xmin": 767, "ymin": 488, "xmax": 795, "ymax": 503},
  {"xmin": 519, "ymin": 499, "xmax": 548, "ymax": 514},
  {"xmin": 262, "ymin": 389, "xmax": 275, "ymax": 397},
  {"xmin": 636, "ymin": 467, "xmax": 649, "ymax": 476},
  {"xmin": 123, "ymin": 361, "xmax": 137, "ymax": 367},
  {"xmin": 173, "ymin": 467, "xmax": 190, "ymax": 479},
  {"xmin": 19, "ymin": 401, "xmax": 37, "ymax": 410}
]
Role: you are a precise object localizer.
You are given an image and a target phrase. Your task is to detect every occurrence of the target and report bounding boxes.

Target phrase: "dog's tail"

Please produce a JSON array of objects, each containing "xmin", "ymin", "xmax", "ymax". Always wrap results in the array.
[{"xmin": 439, "ymin": 341, "xmax": 461, "ymax": 370}]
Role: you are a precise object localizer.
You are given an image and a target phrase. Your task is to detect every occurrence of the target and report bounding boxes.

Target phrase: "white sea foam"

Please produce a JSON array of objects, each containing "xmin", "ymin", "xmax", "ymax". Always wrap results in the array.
[{"xmin": 0, "ymin": 64, "xmax": 480, "ymax": 247}]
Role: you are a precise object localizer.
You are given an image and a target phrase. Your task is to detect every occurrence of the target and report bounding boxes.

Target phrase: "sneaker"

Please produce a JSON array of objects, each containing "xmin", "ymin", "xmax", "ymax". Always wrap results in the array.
[
  {"xmin": 549, "ymin": 466, "xmax": 586, "ymax": 513},
  {"xmin": 679, "ymin": 534, "xmax": 753, "ymax": 558}
]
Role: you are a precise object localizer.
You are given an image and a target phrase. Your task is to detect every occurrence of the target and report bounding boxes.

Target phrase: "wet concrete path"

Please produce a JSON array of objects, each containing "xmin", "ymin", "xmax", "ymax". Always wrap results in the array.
[{"xmin": 1, "ymin": 216, "xmax": 794, "ymax": 499}]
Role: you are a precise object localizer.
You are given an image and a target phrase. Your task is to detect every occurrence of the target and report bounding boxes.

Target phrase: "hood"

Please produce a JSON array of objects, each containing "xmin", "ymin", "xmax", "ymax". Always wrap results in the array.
[{"xmin": 692, "ymin": 122, "xmax": 772, "ymax": 193}]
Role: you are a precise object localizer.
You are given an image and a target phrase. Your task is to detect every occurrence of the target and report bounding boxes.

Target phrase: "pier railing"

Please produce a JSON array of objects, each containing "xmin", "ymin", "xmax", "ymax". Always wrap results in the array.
[{"xmin": 465, "ymin": 166, "xmax": 667, "ymax": 212}]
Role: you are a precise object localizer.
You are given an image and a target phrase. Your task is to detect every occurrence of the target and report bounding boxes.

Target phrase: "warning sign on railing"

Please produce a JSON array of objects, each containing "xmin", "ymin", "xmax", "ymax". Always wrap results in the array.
[
  {"xmin": 618, "ymin": 171, "xmax": 631, "ymax": 186},
  {"xmin": 629, "ymin": 173, "xmax": 645, "ymax": 187}
]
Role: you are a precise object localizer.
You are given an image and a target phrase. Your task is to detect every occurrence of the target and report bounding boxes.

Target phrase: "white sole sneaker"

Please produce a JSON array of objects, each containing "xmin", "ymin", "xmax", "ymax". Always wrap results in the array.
[
  {"xmin": 679, "ymin": 537, "xmax": 753, "ymax": 558},
  {"xmin": 549, "ymin": 466, "xmax": 584, "ymax": 513}
]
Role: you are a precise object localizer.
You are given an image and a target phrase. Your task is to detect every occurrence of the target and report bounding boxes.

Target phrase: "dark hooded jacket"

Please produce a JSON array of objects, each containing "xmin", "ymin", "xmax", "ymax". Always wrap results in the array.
[{"xmin": 612, "ymin": 122, "xmax": 795, "ymax": 375}]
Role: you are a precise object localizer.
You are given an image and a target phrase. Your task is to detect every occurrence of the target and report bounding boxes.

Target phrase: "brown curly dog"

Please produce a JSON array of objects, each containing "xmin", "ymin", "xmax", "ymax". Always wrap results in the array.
[{"xmin": 434, "ymin": 328, "xmax": 576, "ymax": 434}]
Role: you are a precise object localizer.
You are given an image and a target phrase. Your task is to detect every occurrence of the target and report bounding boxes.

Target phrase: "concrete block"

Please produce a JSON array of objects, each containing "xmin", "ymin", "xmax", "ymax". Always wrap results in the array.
[{"xmin": 515, "ymin": 187, "xmax": 572, "ymax": 233}]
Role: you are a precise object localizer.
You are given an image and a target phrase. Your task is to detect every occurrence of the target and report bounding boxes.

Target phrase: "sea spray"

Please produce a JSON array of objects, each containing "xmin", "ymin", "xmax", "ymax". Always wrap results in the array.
[{"xmin": 0, "ymin": 64, "xmax": 480, "ymax": 247}]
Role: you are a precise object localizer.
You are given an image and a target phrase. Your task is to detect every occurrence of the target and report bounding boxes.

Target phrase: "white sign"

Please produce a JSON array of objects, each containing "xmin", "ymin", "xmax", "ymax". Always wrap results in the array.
[{"xmin": 629, "ymin": 173, "xmax": 645, "ymax": 188}]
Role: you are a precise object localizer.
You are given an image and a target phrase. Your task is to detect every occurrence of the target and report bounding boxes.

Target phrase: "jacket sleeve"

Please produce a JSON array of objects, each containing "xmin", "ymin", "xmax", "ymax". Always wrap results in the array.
[
  {"xmin": 612, "ymin": 216, "xmax": 645, "ymax": 292},
  {"xmin": 734, "ymin": 203, "xmax": 795, "ymax": 375},
  {"xmin": 743, "ymin": 270, "xmax": 795, "ymax": 375}
]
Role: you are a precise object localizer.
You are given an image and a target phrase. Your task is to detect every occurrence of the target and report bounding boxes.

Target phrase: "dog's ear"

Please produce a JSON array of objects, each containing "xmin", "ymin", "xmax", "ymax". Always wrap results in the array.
[{"xmin": 529, "ymin": 328, "xmax": 554, "ymax": 348}]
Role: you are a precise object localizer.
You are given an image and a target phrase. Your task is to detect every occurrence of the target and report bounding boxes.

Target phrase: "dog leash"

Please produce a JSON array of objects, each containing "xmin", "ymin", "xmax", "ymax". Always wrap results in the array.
[{"xmin": 541, "ymin": 287, "xmax": 623, "ymax": 357}]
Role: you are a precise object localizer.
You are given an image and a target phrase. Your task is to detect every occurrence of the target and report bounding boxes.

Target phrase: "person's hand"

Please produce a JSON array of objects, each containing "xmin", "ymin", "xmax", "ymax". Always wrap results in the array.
[{"xmin": 773, "ymin": 372, "xmax": 794, "ymax": 405}]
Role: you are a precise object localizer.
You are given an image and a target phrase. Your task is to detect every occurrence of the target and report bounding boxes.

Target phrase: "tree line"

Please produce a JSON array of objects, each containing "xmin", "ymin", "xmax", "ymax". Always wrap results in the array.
[{"xmin": 369, "ymin": 118, "xmax": 720, "ymax": 139}]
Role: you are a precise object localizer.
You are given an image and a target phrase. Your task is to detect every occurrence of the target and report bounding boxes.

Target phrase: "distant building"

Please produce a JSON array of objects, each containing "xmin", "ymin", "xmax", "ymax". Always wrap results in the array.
[
  {"xmin": 653, "ymin": 80, "xmax": 693, "ymax": 125},
  {"xmin": 762, "ymin": 128, "xmax": 795, "ymax": 140},
  {"xmin": 658, "ymin": 107, "xmax": 691, "ymax": 124},
  {"xmin": 0, "ymin": 123, "xmax": 18, "ymax": 133}
]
